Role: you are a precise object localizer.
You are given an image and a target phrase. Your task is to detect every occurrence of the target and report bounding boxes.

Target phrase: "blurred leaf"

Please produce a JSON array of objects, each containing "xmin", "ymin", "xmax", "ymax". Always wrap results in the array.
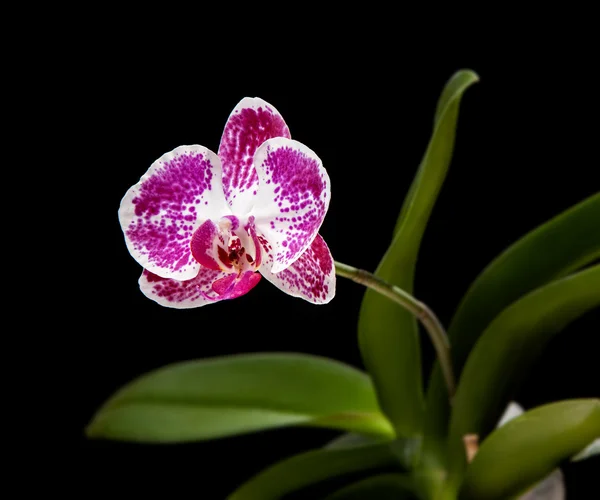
[
  {"xmin": 497, "ymin": 403, "xmax": 565, "ymax": 500},
  {"xmin": 324, "ymin": 473, "xmax": 418, "ymax": 500},
  {"xmin": 326, "ymin": 432, "xmax": 391, "ymax": 450},
  {"xmin": 325, "ymin": 432, "xmax": 423, "ymax": 475},
  {"xmin": 496, "ymin": 406, "xmax": 599, "ymax": 467},
  {"xmin": 459, "ymin": 399, "xmax": 600, "ymax": 499},
  {"xmin": 86, "ymin": 353, "xmax": 394, "ymax": 442},
  {"xmin": 446, "ymin": 265, "xmax": 600, "ymax": 483},
  {"xmin": 571, "ymin": 438, "xmax": 600, "ymax": 462},
  {"xmin": 493, "ymin": 401, "xmax": 588, "ymax": 499},
  {"xmin": 358, "ymin": 69, "xmax": 479, "ymax": 439},
  {"xmin": 426, "ymin": 193, "xmax": 600, "ymax": 453},
  {"xmin": 227, "ymin": 441, "xmax": 397, "ymax": 500}
]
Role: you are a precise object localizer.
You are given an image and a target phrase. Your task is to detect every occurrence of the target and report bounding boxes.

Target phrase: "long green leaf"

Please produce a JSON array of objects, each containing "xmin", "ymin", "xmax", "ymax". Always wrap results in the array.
[
  {"xmin": 357, "ymin": 69, "xmax": 479, "ymax": 438},
  {"xmin": 459, "ymin": 399, "xmax": 600, "ymax": 500},
  {"xmin": 394, "ymin": 70, "xmax": 480, "ymax": 237},
  {"xmin": 86, "ymin": 353, "xmax": 394, "ymax": 442},
  {"xmin": 227, "ymin": 442, "xmax": 397, "ymax": 500},
  {"xmin": 446, "ymin": 265, "xmax": 600, "ymax": 485},
  {"xmin": 324, "ymin": 473, "xmax": 418, "ymax": 500},
  {"xmin": 425, "ymin": 193, "xmax": 600, "ymax": 453},
  {"xmin": 494, "ymin": 402, "xmax": 566, "ymax": 500}
]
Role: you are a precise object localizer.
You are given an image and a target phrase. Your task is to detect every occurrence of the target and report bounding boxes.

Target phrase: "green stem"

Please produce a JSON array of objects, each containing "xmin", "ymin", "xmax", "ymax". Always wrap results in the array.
[{"xmin": 335, "ymin": 261, "xmax": 456, "ymax": 401}]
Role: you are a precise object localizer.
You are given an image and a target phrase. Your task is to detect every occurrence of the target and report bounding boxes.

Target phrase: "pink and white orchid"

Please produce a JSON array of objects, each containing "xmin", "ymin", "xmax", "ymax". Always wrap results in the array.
[{"xmin": 118, "ymin": 97, "xmax": 335, "ymax": 308}]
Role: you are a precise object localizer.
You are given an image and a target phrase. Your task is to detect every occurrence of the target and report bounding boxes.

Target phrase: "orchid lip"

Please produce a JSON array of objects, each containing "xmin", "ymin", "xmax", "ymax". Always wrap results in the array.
[{"xmin": 190, "ymin": 216, "xmax": 262, "ymax": 275}]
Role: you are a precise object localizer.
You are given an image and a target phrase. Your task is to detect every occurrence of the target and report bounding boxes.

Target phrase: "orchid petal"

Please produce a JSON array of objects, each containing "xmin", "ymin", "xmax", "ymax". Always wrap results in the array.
[
  {"xmin": 219, "ymin": 97, "xmax": 291, "ymax": 215},
  {"xmin": 519, "ymin": 469, "xmax": 565, "ymax": 500},
  {"xmin": 119, "ymin": 146, "xmax": 231, "ymax": 280},
  {"xmin": 251, "ymin": 138, "xmax": 330, "ymax": 273},
  {"xmin": 190, "ymin": 220, "xmax": 228, "ymax": 271},
  {"xmin": 139, "ymin": 269, "xmax": 261, "ymax": 309},
  {"xmin": 259, "ymin": 234, "xmax": 335, "ymax": 304},
  {"xmin": 571, "ymin": 438, "xmax": 600, "ymax": 461},
  {"xmin": 497, "ymin": 401, "xmax": 524, "ymax": 427}
]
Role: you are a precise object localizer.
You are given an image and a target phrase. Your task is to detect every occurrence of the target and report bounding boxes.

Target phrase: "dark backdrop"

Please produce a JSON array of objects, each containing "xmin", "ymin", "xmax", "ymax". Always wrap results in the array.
[{"xmin": 65, "ymin": 39, "xmax": 599, "ymax": 498}]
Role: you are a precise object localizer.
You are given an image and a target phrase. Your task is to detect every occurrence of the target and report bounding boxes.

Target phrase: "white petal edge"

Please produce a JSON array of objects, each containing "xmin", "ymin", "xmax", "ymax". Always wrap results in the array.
[
  {"xmin": 518, "ymin": 469, "xmax": 565, "ymax": 500},
  {"xmin": 250, "ymin": 137, "xmax": 331, "ymax": 273},
  {"xmin": 497, "ymin": 401, "xmax": 525, "ymax": 427},
  {"xmin": 119, "ymin": 145, "xmax": 231, "ymax": 280},
  {"xmin": 259, "ymin": 234, "xmax": 335, "ymax": 304},
  {"xmin": 218, "ymin": 97, "xmax": 291, "ymax": 215},
  {"xmin": 138, "ymin": 268, "xmax": 263, "ymax": 309}
]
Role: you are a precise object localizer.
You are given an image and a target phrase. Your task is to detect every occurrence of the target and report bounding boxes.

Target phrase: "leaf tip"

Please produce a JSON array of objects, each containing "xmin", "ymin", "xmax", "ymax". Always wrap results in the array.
[
  {"xmin": 84, "ymin": 411, "xmax": 106, "ymax": 439},
  {"xmin": 455, "ymin": 68, "xmax": 480, "ymax": 83},
  {"xmin": 84, "ymin": 422, "xmax": 98, "ymax": 439}
]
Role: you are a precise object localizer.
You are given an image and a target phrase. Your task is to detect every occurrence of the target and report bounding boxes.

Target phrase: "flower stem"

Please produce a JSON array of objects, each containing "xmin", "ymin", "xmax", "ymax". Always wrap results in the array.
[{"xmin": 334, "ymin": 261, "xmax": 456, "ymax": 401}]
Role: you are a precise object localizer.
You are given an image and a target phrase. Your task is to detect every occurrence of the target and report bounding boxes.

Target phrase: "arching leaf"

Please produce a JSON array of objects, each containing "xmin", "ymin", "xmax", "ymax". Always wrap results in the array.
[
  {"xmin": 358, "ymin": 70, "xmax": 479, "ymax": 441},
  {"xmin": 425, "ymin": 193, "xmax": 600, "ymax": 457},
  {"xmin": 446, "ymin": 265, "xmax": 600, "ymax": 485},
  {"xmin": 228, "ymin": 441, "xmax": 397, "ymax": 499},
  {"xmin": 87, "ymin": 353, "xmax": 394, "ymax": 442},
  {"xmin": 459, "ymin": 399, "xmax": 600, "ymax": 499}
]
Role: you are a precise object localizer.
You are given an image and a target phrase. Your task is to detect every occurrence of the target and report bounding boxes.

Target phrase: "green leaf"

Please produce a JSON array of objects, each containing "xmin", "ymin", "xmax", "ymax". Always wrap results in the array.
[
  {"xmin": 425, "ymin": 193, "xmax": 600, "ymax": 453},
  {"xmin": 358, "ymin": 69, "xmax": 479, "ymax": 438},
  {"xmin": 325, "ymin": 432, "xmax": 391, "ymax": 450},
  {"xmin": 394, "ymin": 70, "xmax": 480, "ymax": 237},
  {"xmin": 86, "ymin": 353, "xmax": 394, "ymax": 442},
  {"xmin": 446, "ymin": 265, "xmax": 600, "ymax": 484},
  {"xmin": 227, "ymin": 441, "xmax": 397, "ymax": 500},
  {"xmin": 324, "ymin": 474, "xmax": 418, "ymax": 500},
  {"xmin": 459, "ymin": 399, "xmax": 600, "ymax": 500},
  {"xmin": 326, "ymin": 433, "xmax": 421, "ymax": 474},
  {"xmin": 494, "ymin": 402, "xmax": 566, "ymax": 500}
]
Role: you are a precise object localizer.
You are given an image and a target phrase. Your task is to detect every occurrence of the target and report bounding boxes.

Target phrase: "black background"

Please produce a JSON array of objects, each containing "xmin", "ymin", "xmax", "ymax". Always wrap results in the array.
[{"xmin": 55, "ymin": 27, "xmax": 600, "ymax": 499}]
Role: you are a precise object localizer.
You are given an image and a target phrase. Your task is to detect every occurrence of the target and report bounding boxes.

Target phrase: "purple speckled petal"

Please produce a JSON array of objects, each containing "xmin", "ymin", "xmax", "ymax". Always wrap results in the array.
[
  {"xmin": 139, "ymin": 268, "xmax": 262, "ymax": 308},
  {"xmin": 210, "ymin": 270, "xmax": 262, "ymax": 299},
  {"xmin": 119, "ymin": 145, "xmax": 231, "ymax": 280},
  {"xmin": 259, "ymin": 234, "xmax": 335, "ymax": 304},
  {"xmin": 250, "ymin": 137, "xmax": 330, "ymax": 273},
  {"xmin": 218, "ymin": 97, "xmax": 291, "ymax": 215}
]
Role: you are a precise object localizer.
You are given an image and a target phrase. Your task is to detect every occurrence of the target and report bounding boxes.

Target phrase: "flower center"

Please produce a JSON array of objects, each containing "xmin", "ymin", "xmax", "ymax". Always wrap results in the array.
[{"xmin": 190, "ymin": 216, "xmax": 261, "ymax": 274}]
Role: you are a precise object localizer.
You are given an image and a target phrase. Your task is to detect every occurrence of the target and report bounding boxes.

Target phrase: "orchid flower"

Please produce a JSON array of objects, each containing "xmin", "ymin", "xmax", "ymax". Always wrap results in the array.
[{"xmin": 118, "ymin": 98, "xmax": 335, "ymax": 308}]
